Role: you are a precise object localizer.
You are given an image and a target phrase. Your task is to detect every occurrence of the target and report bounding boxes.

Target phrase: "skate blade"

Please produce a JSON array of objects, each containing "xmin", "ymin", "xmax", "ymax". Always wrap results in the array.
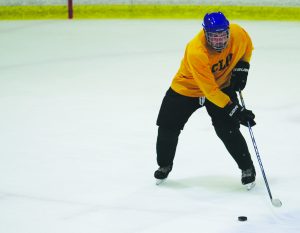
[
  {"xmin": 156, "ymin": 179, "xmax": 166, "ymax": 185},
  {"xmin": 245, "ymin": 182, "xmax": 256, "ymax": 191}
]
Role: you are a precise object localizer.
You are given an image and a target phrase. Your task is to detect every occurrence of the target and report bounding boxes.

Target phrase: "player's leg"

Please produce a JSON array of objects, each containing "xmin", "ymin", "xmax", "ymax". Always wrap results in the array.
[
  {"xmin": 205, "ymin": 88, "xmax": 256, "ymax": 185},
  {"xmin": 155, "ymin": 88, "xmax": 200, "ymax": 181}
]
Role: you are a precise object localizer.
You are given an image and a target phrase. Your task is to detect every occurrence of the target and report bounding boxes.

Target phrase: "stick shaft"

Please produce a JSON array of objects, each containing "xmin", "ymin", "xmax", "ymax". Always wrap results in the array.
[{"xmin": 238, "ymin": 91, "xmax": 273, "ymax": 200}]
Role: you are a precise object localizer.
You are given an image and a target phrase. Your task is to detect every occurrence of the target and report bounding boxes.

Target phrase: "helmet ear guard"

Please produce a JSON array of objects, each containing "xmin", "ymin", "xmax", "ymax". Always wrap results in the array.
[{"xmin": 202, "ymin": 12, "xmax": 230, "ymax": 52}]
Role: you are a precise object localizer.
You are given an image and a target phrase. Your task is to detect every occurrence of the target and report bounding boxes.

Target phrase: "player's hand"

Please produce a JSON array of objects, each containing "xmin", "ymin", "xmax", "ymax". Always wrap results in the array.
[
  {"xmin": 225, "ymin": 102, "xmax": 256, "ymax": 127},
  {"xmin": 231, "ymin": 61, "xmax": 250, "ymax": 91}
]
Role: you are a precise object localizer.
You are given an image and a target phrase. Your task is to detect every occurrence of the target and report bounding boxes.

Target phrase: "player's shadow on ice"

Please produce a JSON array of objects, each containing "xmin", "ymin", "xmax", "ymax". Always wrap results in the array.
[{"xmin": 160, "ymin": 176, "xmax": 264, "ymax": 192}]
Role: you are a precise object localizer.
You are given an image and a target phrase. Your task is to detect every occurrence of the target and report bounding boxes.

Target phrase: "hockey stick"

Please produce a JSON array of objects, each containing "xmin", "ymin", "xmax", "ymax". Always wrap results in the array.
[{"xmin": 238, "ymin": 90, "xmax": 282, "ymax": 207}]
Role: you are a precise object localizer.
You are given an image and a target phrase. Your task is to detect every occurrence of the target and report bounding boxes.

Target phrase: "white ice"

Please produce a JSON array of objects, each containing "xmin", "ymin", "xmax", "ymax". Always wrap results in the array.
[{"xmin": 0, "ymin": 19, "xmax": 299, "ymax": 233}]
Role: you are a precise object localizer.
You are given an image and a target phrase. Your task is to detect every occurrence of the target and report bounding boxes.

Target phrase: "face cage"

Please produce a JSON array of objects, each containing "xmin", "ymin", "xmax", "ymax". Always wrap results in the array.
[{"xmin": 205, "ymin": 30, "xmax": 230, "ymax": 52}]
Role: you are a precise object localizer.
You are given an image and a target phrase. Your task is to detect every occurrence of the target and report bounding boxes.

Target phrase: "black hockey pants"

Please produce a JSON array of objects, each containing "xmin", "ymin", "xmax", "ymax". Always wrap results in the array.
[{"xmin": 156, "ymin": 87, "xmax": 254, "ymax": 170}]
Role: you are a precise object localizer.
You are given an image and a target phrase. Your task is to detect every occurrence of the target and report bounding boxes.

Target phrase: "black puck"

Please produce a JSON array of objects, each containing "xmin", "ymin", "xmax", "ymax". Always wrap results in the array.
[{"xmin": 238, "ymin": 216, "xmax": 247, "ymax": 221}]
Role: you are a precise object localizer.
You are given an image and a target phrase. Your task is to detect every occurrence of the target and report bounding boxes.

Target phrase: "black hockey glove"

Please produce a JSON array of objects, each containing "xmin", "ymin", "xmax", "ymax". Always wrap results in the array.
[
  {"xmin": 224, "ymin": 102, "xmax": 256, "ymax": 127},
  {"xmin": 231, "ymin": 61, "xmax": 250, "ymax": 91}
]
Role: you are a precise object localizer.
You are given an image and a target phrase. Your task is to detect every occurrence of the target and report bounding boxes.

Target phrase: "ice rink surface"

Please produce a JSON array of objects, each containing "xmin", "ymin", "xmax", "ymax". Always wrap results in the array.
[{"xmin": 0, "ymin": 19, "xmax": 299, "ymax": 233}]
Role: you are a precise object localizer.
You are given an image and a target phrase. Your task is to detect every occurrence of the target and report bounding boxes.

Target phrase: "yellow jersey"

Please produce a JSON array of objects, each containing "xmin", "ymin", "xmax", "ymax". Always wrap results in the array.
[{"xmin": 171, "ymin": 23, "xmax": 253, "ymax": 108}]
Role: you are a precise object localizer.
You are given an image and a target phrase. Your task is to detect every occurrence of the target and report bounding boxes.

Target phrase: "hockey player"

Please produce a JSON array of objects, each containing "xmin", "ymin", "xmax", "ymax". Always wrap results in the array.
[{"xmin": 154, "ymin": 12, "xmax": 256, "ymax": 188}]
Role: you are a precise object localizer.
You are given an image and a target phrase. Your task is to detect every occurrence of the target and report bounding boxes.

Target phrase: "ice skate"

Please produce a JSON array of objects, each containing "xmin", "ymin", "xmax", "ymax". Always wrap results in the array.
[
  {"xmin": 241, "ymin": 166, "xmax": 256, "ymax": 190},
  {"xmin": 245, "ymin": 182, "xmax": 256, "ymax": 191},
  {"xmin": 155, "ymin": 178, "xmax": 167, "ymax": 185},
  {"xmin": 154, "ymin": 164, "xmax": 172, "ymax": 185}
]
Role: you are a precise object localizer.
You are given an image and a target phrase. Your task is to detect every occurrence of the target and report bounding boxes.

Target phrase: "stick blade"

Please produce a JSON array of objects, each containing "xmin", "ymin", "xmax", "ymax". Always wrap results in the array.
[{"xmin": 272, "ymin": 198, "xmax": 282, "ymax": 207}]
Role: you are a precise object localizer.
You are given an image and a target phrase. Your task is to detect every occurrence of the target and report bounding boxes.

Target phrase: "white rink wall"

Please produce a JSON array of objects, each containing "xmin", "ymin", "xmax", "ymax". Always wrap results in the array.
[{"xmin": 1, "ymin": 0, "xmax": 300, "ymax": 6}]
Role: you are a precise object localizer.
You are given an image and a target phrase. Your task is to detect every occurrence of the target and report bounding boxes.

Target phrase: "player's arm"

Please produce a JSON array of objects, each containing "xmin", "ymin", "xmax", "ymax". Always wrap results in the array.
[
  {"xmin": 231, "ymin": 29, "xmax": 254, "ymax": 91},
  {"xmin": 188, "ymin": 50, "xmax": 255, "ymax": 126}
]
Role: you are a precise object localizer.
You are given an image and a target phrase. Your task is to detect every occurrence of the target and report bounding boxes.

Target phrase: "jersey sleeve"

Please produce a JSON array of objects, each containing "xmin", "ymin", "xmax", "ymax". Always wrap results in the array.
[
  {"xmin": 187, "ymin": 51, "xmax": 230, "ymax": 108},
  {"xmin": 240, "ymin": 28, "xmax": 254, "ymax": 62}
]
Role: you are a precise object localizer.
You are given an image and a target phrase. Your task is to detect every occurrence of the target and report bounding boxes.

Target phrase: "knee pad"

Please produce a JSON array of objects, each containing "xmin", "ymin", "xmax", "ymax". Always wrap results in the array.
[
  {"xmin": 214, "ymin": 125, "xmax": 239, "ymax": 141},
  {"xmin": 158, "ymin": 127, "xmax": 181, "ymax": 141}
]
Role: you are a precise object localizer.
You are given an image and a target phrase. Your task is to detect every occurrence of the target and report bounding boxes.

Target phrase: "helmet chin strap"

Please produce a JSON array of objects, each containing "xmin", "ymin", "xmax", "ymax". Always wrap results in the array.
[
  {"xmin": 214, "ymin": 48, "xmax": 223, "ymax": 53},
  {"xmin": 212, "ymin": 43, "xmax": 228, "ymax": 52},
  {"xmin": 210, "ymin": 45, "xmax": 224, "ymax": 53}
]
